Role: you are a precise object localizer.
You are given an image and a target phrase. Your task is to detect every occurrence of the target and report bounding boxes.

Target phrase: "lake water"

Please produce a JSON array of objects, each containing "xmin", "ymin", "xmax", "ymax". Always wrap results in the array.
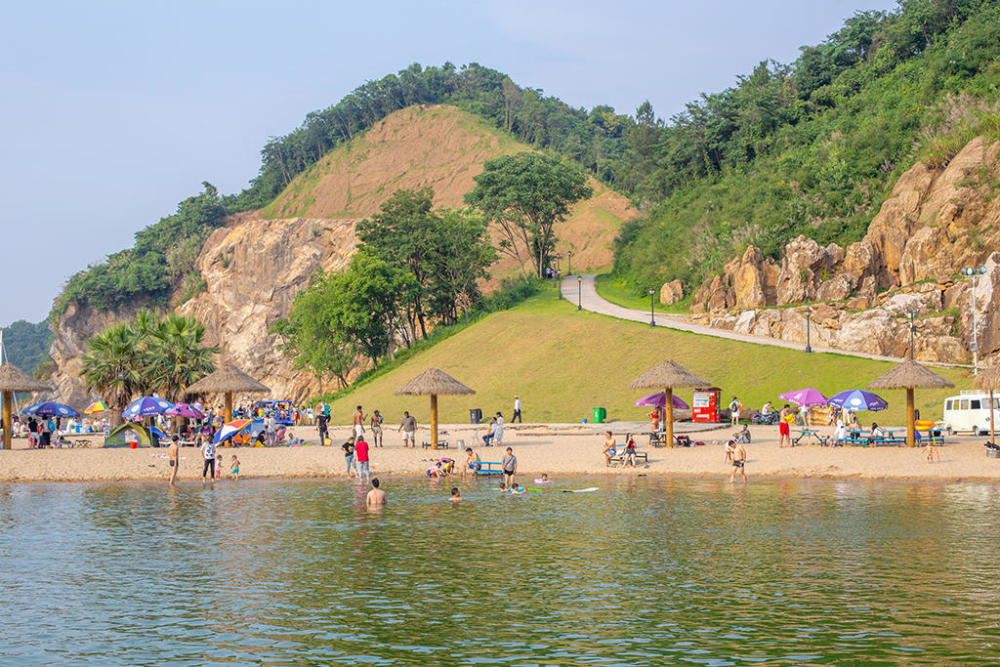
[{"xmin": 2, "ymin": 476, "xmax": 1000, "ymax": 664}]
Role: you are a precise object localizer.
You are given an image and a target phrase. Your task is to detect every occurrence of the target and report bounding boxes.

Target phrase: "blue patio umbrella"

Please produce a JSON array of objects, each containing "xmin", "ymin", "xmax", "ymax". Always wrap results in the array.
[
  {"xmin": 828, "ymin": 389, "xmax": 888, "ymax": 412},
  {"xmin": 22, "ymin": 401, "xmax": 80, "ymax": 418},
  {"xmin": 123, "ymin": 396, "xmax": 175, "ymax": 419}
]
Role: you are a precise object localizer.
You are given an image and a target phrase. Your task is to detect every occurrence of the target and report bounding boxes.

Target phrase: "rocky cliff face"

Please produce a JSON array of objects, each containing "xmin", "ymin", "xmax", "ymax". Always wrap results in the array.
[{"xmin": 688, "ymin": 135, "xmax": 1000, "ymax": 363}]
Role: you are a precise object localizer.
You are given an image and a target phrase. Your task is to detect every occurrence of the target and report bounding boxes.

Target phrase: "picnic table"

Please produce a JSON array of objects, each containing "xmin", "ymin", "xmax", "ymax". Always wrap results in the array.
[
  {"xmin": 792, "ymin": 429, "xmax": 829, "ymax": 446},
  {"xmin": 473, "ymin": 461, "xmax": 504, "ymax": 477}
]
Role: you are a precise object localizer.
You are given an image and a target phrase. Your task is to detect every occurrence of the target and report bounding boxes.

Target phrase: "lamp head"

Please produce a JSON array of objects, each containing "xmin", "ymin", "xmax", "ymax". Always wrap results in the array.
[{"xmin": 577, "ymin": 275, "xmax": 582, "ymax": 283}]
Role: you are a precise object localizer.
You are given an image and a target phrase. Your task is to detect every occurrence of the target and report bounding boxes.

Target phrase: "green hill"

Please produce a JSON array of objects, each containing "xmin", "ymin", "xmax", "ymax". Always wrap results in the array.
[
  {"xmin": 329, "ymin": 288, "xmax": 971, "ymax": 427},
  {"xmin": 1, "ymin": 320, "xmax": 52, "ymax": 376},
  {"xmin": 612, "ymin": 0, "xmax": 1000, "ymax": 295}
]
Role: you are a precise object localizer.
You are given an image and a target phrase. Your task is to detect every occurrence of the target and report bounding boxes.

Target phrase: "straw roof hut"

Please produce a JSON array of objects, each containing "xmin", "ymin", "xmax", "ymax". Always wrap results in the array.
[
  {"xmin": 629, "ymin": 360, "xmax": 709, "ymax": 448},
  {"xmin": 0, "ymin": 363, "xmax": 53, "ymax": 450},
  {"xmin": 868, "ymin": 359, "xmax": 954, "ymax": 447},
  {"xmin": 974, "ymin": 365, "xmax": 1000, "ymax": 444},
  {"xmin": 184, "ymin": 363, "xmax": 270, "ymax": 422},
  {"xmin": 395, "ymin": 368, "xmax": 474, "ymax": 448}
]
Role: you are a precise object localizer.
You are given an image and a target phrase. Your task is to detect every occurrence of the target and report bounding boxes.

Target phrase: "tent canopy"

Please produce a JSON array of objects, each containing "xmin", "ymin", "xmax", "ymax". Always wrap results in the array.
[{"xmin": 104, "ymin": 422, "xmax": 155, "ymax": 448}]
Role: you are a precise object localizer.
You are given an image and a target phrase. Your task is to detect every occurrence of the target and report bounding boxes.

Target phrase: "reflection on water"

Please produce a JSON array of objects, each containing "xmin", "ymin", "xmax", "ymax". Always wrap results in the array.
[{"xmin": 3, "ymin": 477, "xmax": 1000, "ymax": 664}]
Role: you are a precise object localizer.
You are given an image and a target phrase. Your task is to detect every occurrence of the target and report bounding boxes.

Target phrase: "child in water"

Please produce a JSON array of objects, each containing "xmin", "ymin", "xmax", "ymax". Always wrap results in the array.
[
  {"xmin": 449, "ymin": 487, "xmax": 462, "ymax": 503},
  {"xmin": 231, "ymin": 454, "xmax": 240, "ymax": 481},
  {"xmin": 215, "ymin": 453, "xmax": 224, "ymax": 479},
  {"xmin": 534, "ymin": 473, "xmax": 550, "ymax": 484}
]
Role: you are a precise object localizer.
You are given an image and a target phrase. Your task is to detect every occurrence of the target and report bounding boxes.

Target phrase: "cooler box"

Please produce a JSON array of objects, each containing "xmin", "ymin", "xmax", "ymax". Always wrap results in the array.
[{"xmin": 593, "ymin": 407, "xmax": 607, "ymax": 424}]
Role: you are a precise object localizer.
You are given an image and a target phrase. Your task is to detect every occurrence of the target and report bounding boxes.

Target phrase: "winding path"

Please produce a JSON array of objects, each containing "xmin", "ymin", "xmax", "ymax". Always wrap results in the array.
[{"xmin": 560, "ymin": 274, "xmax": 914, "ymax": 365}]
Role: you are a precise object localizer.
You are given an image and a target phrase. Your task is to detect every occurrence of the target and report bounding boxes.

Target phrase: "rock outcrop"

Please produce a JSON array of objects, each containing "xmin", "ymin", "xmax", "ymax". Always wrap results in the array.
[{"xmin": 686, "ymin": 135, "xmax": 1000, "ymax": 364}]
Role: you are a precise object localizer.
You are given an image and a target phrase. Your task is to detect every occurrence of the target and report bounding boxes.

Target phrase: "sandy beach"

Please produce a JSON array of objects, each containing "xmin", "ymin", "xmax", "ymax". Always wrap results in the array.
[{"xmin": 2, "ymin": 421, "xmax": 999, "ymax": 483}]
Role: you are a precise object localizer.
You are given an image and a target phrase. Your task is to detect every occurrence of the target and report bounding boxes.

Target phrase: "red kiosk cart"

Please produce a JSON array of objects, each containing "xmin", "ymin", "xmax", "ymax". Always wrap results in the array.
[{"xmin": 692, "ymin": 387, "xmax": 722, "ymax": 423}]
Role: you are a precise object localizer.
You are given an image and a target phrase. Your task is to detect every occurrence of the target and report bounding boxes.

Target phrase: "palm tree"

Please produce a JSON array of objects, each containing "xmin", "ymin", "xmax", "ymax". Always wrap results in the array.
[
  {"xmin": 80, "ymin": 322, "xmax": 144, "ymax": 427},
  {"xmin": 146, "ymin": 313, "xmax": 217, "ymax": 401}
]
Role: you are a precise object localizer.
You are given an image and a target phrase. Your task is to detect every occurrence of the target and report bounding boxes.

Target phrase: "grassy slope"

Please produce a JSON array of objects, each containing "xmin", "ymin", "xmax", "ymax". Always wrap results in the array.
[
  {"xmin": 331, "ymin": 287, "xmax": 971, "ymax": 427},
  {"xmin": 593, "ymin": 274, "xmax": 689, "ymax": 314}
]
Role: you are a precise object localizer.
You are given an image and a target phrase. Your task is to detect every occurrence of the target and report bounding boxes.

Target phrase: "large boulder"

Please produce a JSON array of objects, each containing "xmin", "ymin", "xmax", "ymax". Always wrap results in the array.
[{"xmin": 659, "ymin": 279, "xmax": 684, "ymax": 305}]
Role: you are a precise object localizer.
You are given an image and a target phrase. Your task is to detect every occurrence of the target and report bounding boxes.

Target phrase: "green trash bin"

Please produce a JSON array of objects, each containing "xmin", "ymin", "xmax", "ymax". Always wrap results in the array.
[{"xmin": 593, "ymin": 407, "xmax": 607, "ymax": 424}]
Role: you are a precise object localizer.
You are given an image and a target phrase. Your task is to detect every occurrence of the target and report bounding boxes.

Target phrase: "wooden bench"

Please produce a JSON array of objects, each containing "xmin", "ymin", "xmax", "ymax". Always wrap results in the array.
[
  {"xmin": 610, "ymin": 448, "xmax": 648, "ymax": 466},
  {"xmin": 472, "ymin": 461, "xmax": 504, "ymax": 477},
  {"xmin": 421, "ymin": 440, "xmax": 449, "ymax": 449}
]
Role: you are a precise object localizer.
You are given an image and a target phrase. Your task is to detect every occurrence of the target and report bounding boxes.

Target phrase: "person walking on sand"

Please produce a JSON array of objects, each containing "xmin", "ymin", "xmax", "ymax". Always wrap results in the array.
[
  {"xmin": 168, "ymin": 435, "xmax": 179, "ymax": 486},
  {"xmin": 399, "ymin": 411, "xmax": 416, "ymax": 448},
  {"xmin": 778, "ymin": 404, "xmax": 792, "ymax": 448},
  {"xmin": 355, "ymin": 435, "xmax": 371, "ymax": 483},
  {"xmin": 728, "ymin": 439, "xmax": 747, "ymax": 483},
  {"xmin": 729, "ymin": 396, "xmax": 741, "ymax": 426},
  {"xmin": 342, "ymin": 435, "xmax": 357, "ymax": 477},
  {"xmin": 493, "ymin": 412, "xmax": 505, "ymax": 447},
  {"xmin": 370, "ymin": 410, "xmax": 384, "ymax": 447},
  {"xmin": 353, "ymin": 405, "xmax": 367, "ymax": 440},
  {"xmin": 366, "ymin": 478, "xmax": 386, "ymax": 507},
  {"xmin": 513, "ymin": 396, "xmax": 522, "ymax": 423},
  {"xmin": 501, "ymin": 446, "xmax": 517, "ymax": 489},
  {"xmin": 201, "ymin": 436, "xmax": 216, "ymax": 484}
]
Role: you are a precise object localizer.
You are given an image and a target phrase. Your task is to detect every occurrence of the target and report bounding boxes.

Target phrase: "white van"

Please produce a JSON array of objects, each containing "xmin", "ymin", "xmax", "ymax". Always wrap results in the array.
[{"xmin": 942, "ymin": 391, "xmax": 1000, "ymax": 435}]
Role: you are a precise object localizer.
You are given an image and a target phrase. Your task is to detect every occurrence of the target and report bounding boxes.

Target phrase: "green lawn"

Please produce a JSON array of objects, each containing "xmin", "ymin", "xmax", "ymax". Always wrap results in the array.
[
  {"xmin": 593, "ymin": 274, "xmax": 689, "ymax": 314},
  {"xmin": 330, "ymin": 289, "xmax": 972, "ymax": 427}
]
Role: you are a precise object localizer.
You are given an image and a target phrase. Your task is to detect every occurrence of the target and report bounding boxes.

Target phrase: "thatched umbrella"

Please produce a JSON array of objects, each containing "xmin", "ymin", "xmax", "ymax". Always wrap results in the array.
[
  {"xmin": 395, "ymin": 368, "xmax": 474, "ymax": 448},
  {"xmin": 867, "ymin": 359, "xmax": 954, "ymax": 448},
  {"xmin": 0, "ymin": 363, "xmax": 52, "ymax": 450},
  {"xmin": 974, "ymin": 365, "xmax": 1000, "ymax": 444},
  {"xmin": 628, "ymin": 360, "xmax": 709, "ymax": 448},
  {"xmin": 183, "ymin": 363, "xmax": 270, "ymax": 423}
]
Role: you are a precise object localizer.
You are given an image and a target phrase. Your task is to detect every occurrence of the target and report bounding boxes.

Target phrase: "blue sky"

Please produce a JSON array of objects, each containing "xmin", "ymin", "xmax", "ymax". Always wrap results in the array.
[{"xmin": 0, "ymin": 0, "xmax": 897, "ymax": 324}]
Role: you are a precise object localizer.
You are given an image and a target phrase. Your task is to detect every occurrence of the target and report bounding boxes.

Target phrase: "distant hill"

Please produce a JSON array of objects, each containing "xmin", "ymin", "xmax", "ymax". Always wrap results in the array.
[{"xmin": 1, "ymin": 320, "xmax": 52, "ymax": 376}]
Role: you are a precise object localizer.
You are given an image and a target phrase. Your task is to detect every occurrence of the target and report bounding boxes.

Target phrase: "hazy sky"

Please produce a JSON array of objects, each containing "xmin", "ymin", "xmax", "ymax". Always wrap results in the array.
[{"xmin": 1, "ymin": 0, "xmax": 898, "ymax": 324}]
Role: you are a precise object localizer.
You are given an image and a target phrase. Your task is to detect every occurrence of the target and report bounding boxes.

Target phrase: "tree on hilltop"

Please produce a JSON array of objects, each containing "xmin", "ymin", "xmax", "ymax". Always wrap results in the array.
[{"xmin": 465, "ymin": 152, "xmax": 592, "ymax": 278}]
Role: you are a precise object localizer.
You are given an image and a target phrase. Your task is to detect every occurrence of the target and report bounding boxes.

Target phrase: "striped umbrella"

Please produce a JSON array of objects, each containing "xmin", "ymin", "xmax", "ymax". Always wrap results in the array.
[{"xmin": 84, "ymin": 401, "xmax": 109, "ymax": 414}]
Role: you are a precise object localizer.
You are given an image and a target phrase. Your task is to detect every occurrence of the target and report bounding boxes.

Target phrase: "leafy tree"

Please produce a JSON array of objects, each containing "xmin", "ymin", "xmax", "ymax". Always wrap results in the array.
[
  {"xmin": 80, "ymin": 322, "xmax": 145, "ymax": 426},
  {"xmin": 146, "ymin": 313, "xmax": 217, "ymax": 401},
  {"xmin": 465, "ymin": 152, "xmax": 592, "ymax": 277},
  {"xmin": 1, "ymin": 320, "xmax": 53, "ymax": 375}
]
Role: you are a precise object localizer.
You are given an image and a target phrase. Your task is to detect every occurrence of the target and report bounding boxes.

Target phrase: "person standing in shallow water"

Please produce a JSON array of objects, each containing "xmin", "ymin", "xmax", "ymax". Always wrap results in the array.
[
  {"xmin": 201, "ymin": 436, "xmax": 216, "ymax": 484},
  {"xmin": 168, "ymin": 435, "xmax": 179, "ymax": 486},
  {"xmin": 366, "ymin": 478, "xmax": 386, "ymax": 507},
  {"xmin": 728, "ymin": 439, "xmax": 747, "ymax": 483}
]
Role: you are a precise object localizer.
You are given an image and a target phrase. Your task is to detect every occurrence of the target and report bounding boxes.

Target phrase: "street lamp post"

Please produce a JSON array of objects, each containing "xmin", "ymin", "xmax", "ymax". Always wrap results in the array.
[
  {"xmin": 909, "ymin": 311, "xmax": 916, "ymax": 360},
  {"xmin": 962, "ymin": 266, "xmax": 987, "ymax": 374},
  {"xmin": 567, "ymin": 250, "xmax": 574, "ymax": 277},
  {"xmin": 648, "ymin": 288, "xmax": 656, "ymax": 327},
  {"xmin": 804, "ymin": 306, "xmax": 813, "ymax": 354},
  {"xmin": 577, "ymin": 275, "xmax": 583, "ymax": 311}
]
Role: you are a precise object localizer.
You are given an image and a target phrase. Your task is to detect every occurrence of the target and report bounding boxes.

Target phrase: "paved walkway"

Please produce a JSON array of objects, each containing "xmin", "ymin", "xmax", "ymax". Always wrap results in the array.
[{"xmin": 561, "ymin": 274, "xmax": 915, "ymax": 365}]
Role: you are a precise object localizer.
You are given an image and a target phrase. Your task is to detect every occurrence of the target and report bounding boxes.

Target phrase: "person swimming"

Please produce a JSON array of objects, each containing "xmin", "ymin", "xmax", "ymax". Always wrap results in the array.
[
  {"xmin": 534, "ymin": 473, "xmax": 550, "ymax": 484},
  {"xmin": 449, "ymin": 487, "xmax": 462, "ymax": 503}
]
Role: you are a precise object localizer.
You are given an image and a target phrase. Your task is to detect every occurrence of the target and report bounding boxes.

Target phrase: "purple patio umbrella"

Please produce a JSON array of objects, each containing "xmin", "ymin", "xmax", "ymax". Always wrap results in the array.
[
  {"xmin": 634, "ymin": 391, "xmax": 690, "ymax": 410},
  {"xmin": 165, "ymin": 402, "xmax": 205, "ymax": 419},
  {"xmin": 777, "ymin": 387, "xmax": 829, "ymax": 406},
  {"xmin": 828, "ymin": 389, "xmax": 888, "ymax": 412}
]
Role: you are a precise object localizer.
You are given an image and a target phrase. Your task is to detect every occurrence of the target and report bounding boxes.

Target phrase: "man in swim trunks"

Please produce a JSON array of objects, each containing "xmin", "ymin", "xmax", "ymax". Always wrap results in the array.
[
  {"xmin": 353, "ymin": 405, "xmax": 367, "ymax": 440},
  {"xmin": 462, "ymin": 447, "xmax": 481, "ymax": 479},
  {"xmin": 399, "ymin": 411, "xmax": 416, "ymax": 447},
  {"xmin": 168, "ymin": 435, "xmax": 179, "ymax": 486},
  {"xmin": 778, "ymin": 404, "xmax": 791, "ymax": 448},
  {"xmin": 728, "ymin": 439, "xmax": 747, "ymax": 483}
]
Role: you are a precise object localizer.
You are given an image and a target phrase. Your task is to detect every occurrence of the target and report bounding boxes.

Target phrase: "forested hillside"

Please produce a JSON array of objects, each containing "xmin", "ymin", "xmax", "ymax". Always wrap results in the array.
[
  {"xmin": 612, "ymin": 0, "xmax": 1000, "ymax": 294},
  {"xmin": 51, "ymin": 0, "xmax": 1000, "ymax": 323},
  {"xmin": 1, "ymin": 320, "xmax": 52, "ymax": 375}
]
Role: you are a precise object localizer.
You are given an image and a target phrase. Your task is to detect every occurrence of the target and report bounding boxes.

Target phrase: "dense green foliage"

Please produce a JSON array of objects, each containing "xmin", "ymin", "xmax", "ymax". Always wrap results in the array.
[
  {"xmin": 465, "ymin": 152, "xmax": 592, "ymax": 278},
  {"xmin": 80, "ymin": 311, "xmax": 216, "ymax": 419},
  {"xmin": 1, "ymin": 320, "xmax": 53, "ymax": 375},
  {"xmin": 612, "ymin": 0, "xmax": 1000, "ymax": 294},
  {"xmin": 274, "ymin": 189, "xmax": 496, "ymax": 383},
  {"xmin": 53, "ymin": 184, "xmax": 225, "ymax": 320}
]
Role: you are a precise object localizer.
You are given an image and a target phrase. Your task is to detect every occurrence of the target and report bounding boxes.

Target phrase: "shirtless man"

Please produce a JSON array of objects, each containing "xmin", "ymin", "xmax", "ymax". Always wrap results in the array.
[
  {"xmin": 366, "ymin": 478, "xmax": 386, "ymax": 507},
  {"xmin": 729, "ymin": 439, "xmax": 747, "ymax": 483},
  {"xmin": 462, "ymin": 446, "xmax": 481, "ymax": 479},
  {"xmin": 353, "ymin": 405, "xmax": 367, "ymax": 440},
  {"xmin": 168, "ymin": 435, "xmax": 179, "ymax": 486}
]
